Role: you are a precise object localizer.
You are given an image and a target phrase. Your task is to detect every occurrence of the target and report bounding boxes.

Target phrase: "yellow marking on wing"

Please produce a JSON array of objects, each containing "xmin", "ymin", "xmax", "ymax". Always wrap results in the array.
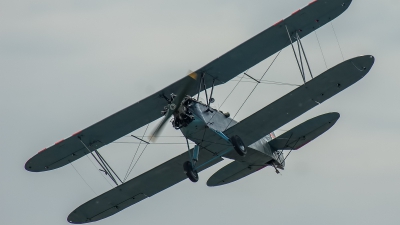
[{"xmin": 188, "ymin": 72, "xmax": 197, "ymax": 80}]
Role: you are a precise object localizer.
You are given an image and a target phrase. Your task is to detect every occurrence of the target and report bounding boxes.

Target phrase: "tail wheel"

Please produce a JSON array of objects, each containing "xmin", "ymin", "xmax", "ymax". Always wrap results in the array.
[
  {"xmin": 230, "ymin": 135, "xmax": 247, "ymax": 156},
  {"xmin": 183, "ymin": 161, "xmax": 199, "ymax": 183}
]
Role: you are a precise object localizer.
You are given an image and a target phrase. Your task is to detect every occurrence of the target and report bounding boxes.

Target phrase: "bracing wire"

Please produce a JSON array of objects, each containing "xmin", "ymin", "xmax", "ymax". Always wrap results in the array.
[
  {"xmin": 314, "ymin": 30, "xmax": 328, "ymax": 69},
  {"xmin": 231, "ymin": 79, "xmax": 300, "ymax": 87},
  {"xmin": 124, "ymin": 135, "xmax": 185, "ymax": 138},
  {"xmin": 113, "ymin": 141, "xmax": 231, "ymax": 146},
  {"xmin": 224, "ymin": 50, "xmax": 282, "ymax": 130},
  {"xmin": 218, "ymin": 73, "xmax": 246, "ymax": 110},
  {"xmin": 123, "ymin": 124, "xmax": 150, "ymax": 182},
  {"xmin": 330, "ymin": 21, "xmax": 345, "ymax": 61},
  {"xmin": 259, "ymin": 50, "xmax": 283, "ymax": 83},
  {"xmin": 70, "ymin": 162, "xmax": 97, "ymax": 195},
  {"xmin": 201, "ymin": 70, "xmax": 248, "ymax": 131},
  {"xmin": 123, "ymin": 149, "xmax": 139, "ymax": 181},
  {"xmin": 125, "ymin": 144, "xmax": 149, "ymax": 180},
  {"xmin": 283, "ymin": 137, "xmax": 301, "ymax": 162},
  {"xmin": 115, "ymin": 142, "xmax": 189, "ymax": 144}
]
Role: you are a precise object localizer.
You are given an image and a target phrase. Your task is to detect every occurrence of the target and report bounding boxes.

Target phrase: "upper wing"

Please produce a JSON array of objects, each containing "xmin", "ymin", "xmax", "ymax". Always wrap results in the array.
[
  {"xmin": 224, "ymin": 55, "xmax": 375, "ymax": 146},
  {"xmin": 67, "ymin": 149, "xmax": 223, "ymax": 224},
  {"xmin": 25, "ymin": 0, "xmax": 351, "ymax": 172},
  {"xmin": 194, "ymin": 0, "xmax": 352, "ymax": 85},
  {"xmin": 25, "ymin": 75, "xmax": 198, "ymax": 172}
]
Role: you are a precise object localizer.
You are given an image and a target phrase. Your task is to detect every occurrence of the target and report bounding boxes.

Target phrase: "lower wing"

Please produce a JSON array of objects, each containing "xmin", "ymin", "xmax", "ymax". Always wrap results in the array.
[{"xmin": 68, "ymin": 148, "xmax": 222, "ymax": 224}]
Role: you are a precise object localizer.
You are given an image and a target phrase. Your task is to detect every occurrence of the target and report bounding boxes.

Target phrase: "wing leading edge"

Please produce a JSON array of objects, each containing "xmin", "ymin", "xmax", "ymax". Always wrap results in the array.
[
  {"xmin": 224, "ymin": 55, "xmax": 375, "ymax": 146},
  {"xmin": 67, "ymin": 149, "xmax": 223, "ymax": 224},
  {"xmin": 193, "ymin": 0, "xmax": 352, "ymax": 84}
]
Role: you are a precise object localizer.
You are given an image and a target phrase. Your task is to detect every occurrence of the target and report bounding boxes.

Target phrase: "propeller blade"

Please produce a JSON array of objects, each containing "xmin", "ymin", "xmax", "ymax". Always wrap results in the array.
[
  {"xmin": 149, "ymin": 72, "xmax": 198, "ymax": 142},
  {"xmin": 149, "ymin": 115, "xmax": 171, "ymax": 142}
]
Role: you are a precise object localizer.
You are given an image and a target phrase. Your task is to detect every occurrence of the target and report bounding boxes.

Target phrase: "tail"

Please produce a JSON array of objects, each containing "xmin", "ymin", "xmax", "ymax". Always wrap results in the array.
[{"xmin": 268, "ymin": 112, "xmax": 340, "ymax": 152}]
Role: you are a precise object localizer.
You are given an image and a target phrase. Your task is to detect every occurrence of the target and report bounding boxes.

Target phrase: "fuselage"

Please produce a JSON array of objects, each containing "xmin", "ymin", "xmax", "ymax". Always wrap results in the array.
[{"xmin": 177, "ymin": 99, "xmax": 284, "ymax": 169}]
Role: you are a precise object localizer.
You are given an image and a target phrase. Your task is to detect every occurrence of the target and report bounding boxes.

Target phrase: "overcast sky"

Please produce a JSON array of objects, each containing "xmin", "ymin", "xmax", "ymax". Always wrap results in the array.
[{"xmin": 1, "ymin": 0, "xmax": 400, "ymax": 224}]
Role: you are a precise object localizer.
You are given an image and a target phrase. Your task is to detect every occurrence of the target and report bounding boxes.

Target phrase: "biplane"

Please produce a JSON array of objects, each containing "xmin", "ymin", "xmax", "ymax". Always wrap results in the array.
[{"xmin": 25, "ymin": 0, "xmax": 374, "ymax": 223}]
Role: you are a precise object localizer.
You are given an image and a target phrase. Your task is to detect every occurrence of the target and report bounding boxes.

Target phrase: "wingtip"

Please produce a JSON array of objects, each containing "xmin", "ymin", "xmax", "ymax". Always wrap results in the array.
[
  {"xmin": 24, "ymin": 160, "xmax": 33, "ymax": 172},
  {"xmin": 24, "ymin": 156, "xmax": 39, "ymax": 172},
  {"xmin": 206, "ymin": 175, "xmax": 227, "ymax": 187},
  {"xmin": 24, "ymin": 150, "xmax": 52, "ymax": 172},
  {"xmin": 67, "ymin": 212, "xmax": 86, "ymax": 224},
  {"xmin": 349, "ymin": 55, "xmax": 375, "ymax": 74},
  {"xmin": 329, "ymin": 112, "xmax": 341, "ymax": 120}
]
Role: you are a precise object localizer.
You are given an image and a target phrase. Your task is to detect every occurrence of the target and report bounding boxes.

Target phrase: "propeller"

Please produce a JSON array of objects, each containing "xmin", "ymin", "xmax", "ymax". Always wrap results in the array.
[{"xmin": 149, "ymin": 71, "xmax": 198, "ymax": 142}]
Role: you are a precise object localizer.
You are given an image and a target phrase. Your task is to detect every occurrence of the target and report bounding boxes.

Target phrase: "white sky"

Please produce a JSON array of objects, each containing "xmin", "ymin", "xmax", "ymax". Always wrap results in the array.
[{"xmin": 1, "ymin": 0, "xmax": 400, "ymax": 224}]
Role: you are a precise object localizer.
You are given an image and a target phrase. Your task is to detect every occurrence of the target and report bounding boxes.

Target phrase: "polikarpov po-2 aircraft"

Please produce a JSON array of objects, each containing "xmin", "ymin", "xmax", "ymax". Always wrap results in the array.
[{"xmin": 25, "ymin": 0, "xmax": 374, "ymax": 223}]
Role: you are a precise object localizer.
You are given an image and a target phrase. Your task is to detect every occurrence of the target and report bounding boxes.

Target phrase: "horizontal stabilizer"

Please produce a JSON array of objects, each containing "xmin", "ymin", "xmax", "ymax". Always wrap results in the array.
[
  {"xmin": 207, "ymin": 161, "xmax": 268, "ymax": 187},
  {"xmin": 269, "ymin": 112, "xmax": 340, "ymax": 151},
  {"xmin": 207, "ymin": 146, "xmax": 274, "ymax": 186}
]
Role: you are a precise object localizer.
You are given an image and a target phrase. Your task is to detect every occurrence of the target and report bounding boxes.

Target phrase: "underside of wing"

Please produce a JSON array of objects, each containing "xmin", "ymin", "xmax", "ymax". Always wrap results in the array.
[
  {"xmin": 25, "ymin": 75, "xmax": 198, "ymax": 172},
  {"xmin": 224, "ymin": 55, "xmax": 375, "ymax": 147},
  {"xmin": 194, "ymin": 0, "xmax": 352, "ymax": 85},
  {"xmin": 67, "ymin": 149, "xmax": 223, "ymax": 224}
]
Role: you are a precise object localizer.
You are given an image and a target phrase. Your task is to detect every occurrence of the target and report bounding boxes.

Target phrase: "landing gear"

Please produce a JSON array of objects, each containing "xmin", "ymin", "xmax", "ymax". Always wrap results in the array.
[
  {"xmin": 230, "ymin": 135, "xmax": 247, "ymax": 156},
  {"xmin": 182, "ymin": 134, "xmax": 246, "ymax": 183},
  {"xmin": 183, "ymin": 161, "xmax": 199, "ymax": 183}
]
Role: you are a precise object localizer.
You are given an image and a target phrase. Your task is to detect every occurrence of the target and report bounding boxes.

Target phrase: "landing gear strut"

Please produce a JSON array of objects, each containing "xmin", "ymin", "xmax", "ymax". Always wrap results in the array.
[{"xmin": 182, "ymin": 134, "xmax": 246, "ymax": 183}]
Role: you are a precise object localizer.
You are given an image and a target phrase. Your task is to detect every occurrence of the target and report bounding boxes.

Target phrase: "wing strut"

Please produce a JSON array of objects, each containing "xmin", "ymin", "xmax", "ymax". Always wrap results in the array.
[
  {"xmin": 79, "ymin": 138, "xmax": 123, "ymax": 186},
  {"xmin": 285, "ymin": 25, "xmax": 314, "ymax": 82},
  {"xmin": 296, "ymin": 32, "xmax": 314, "ymax": 79},
  {"xmin": 206, "ymin": 79, "xmax": 216, "ymax": 110},
  {"xmin": 196, "ymin": 73, "xmax": 217, "ymax": 111}
]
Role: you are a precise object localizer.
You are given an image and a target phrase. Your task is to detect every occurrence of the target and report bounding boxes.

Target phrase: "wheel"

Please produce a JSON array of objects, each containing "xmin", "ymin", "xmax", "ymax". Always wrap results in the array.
[
  {"xmin": 230, "ymin": 135, "xmax": 247, "ymax": 156},
  {"xmin": 183, "ymin": 161, "xmax": 199, "ymax": 183},
  {"xmin": 186, "ymin": 170, "xmax": 199, "ymax": 183}
]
